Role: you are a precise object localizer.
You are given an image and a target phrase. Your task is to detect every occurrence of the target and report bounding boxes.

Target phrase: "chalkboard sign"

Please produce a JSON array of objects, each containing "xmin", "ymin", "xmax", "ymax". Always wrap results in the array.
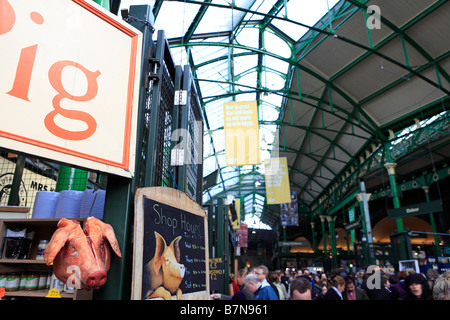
[
  {"xmin": 209, "ymin": 258, "xmax": 224, "ymax": 292},
  {"xmin": 132, "ymin": 187, "xmax": 209, "ymax": 300}
]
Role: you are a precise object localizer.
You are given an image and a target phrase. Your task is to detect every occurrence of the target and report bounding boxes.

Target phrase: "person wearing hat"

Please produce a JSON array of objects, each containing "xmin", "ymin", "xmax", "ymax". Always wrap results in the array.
[{"xmin": 404, "ymin": 273, "xmax": 432, "ymax": 300}]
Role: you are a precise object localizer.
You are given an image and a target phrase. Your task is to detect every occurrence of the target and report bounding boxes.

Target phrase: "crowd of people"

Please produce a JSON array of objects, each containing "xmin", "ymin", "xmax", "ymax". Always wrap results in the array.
[{"xmin": 211, "ymin": 265, "xmax": 450, "ymax": 301}]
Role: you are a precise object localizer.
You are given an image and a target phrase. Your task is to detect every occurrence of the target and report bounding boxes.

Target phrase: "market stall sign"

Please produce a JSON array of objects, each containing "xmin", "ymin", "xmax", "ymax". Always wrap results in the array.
[
  {"xmin": 209, "ymin": 258, "xmax": 224, "ymax": 292},
  {"xmin": 279, "ymin": 241, "xmax": 308, "ymax": 247},
  {"xmin": 264, "ymin": 157, "xmax": 291, "ymax": 204},
  {"xmin": 0, "ymin": 0, "xmax": 142, "ymax": 178},
  {"xmin": 132, "ymin": 187, "xmax": 210, "ymax": 300},
  {"xmin": 344, "ymin": 217, "xmax": 361, "ymax": 232},
  {"xmin": 223, "ymin": 101, "xmax": 260, "ymax": 166},
  {"xmin": 387, "ymin": 200, "xmax": 443, "ymax": 219}
]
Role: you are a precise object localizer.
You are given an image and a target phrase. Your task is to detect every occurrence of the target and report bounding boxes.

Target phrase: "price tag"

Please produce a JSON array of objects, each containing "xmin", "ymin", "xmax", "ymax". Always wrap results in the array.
[
  {"xmin": 46, "ymin": 288, "xmax": 61, "ymax": 298},
  {"xmin": 0, "ymin": 287, "xmax": 5, "ymax": 299}
]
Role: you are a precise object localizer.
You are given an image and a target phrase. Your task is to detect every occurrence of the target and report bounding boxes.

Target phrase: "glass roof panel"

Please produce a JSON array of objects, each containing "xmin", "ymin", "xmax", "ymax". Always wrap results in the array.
[
  {"xmin": 202, "ymin": 155, "xmax": 217, "ymax": 177},
  {"xmin": 191, "ymin": 43, "xmax": 229, "ymax": 66},
  {"xmin": 264, "ymin": 31, "xmax": 292, "ymax": 59},
  {"xmin": 152, "ymin": 2, "xmax": 202, "ymax": 39},
  {"xmin": 235, "ymin": 26, "xmax": 259, "ymax": 49},
  {"xmin": 273, "ymin": 0, "xmax": 340, "ymax": 41},
  {"xmin": 119, "ymin": 0, "xmax": 349, "ymax": 230},
  {"xmin": 195, "ymin": 6, "xmax": 243, "ymax": 34}
]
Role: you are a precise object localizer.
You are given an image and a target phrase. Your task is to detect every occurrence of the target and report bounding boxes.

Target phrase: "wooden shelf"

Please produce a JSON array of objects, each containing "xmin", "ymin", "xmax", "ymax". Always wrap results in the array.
[
  {"xmin": 0, "ymin": 259, "xmax": 48, "ymax": 264},
  {"xmin": 0, "ymin": 218, "xmax": 91, "ymax": 300},
  {"xmin": 4, "ymin": 289, "xmax": 74, "ymax": 298}
]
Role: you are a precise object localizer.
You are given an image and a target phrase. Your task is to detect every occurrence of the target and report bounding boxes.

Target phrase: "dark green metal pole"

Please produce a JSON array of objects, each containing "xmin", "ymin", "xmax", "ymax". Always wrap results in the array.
[
  {"xmin": 55, "ymin": 166, "xmax": 88, "ymax": 191},
  {"xmin": 144, "ymin": 30, "xmax": 166, "ymax": 187},
  {"xmin": 177, "ymin": 65, "xmax": 192, "ymax": 192},
  {"xmin": 170, "ymin": 66, "xmax": 183, "ymax": 188},
  {"xmin": 384, "ymin": 159, "xmax": 407, "ymax": 260},
  {"xmin": 95, "ymin": 175, "xmax": 133, "ymax": 300},
  {"xmin": 357, "ymin": 198, "xmax": 369, "ymax": 266},
  {"xmin": 327, "ymin": 216, "xmax": 337, "ymax": 269},
  {"xmin": 320, "ymin": 215, "xmax": 327, "ymax": 256},
  {"xmin": 422, "ymin": 186, "xmax": 441, "ymax": 257},
  {"xmin": 208, "ymin": 204, "xmax": 214, "ymax": 258},
  {"xmin": 311, "ymin": 222, "xmax": 317, "ymax": 254},
  {"xmin": 216, "ymin": 198, "xmax": 229, "ymax": 294},
  {"xmin": 384, "ymin": 143, "xmax": 405, "ymax": 233},
  {"xmin": 93, "ymin": 0, "xmax": 110, "ymax": 10},
  {"xmin": 7, "ymin": 155, "xmax": 26, "ymax": 206}
]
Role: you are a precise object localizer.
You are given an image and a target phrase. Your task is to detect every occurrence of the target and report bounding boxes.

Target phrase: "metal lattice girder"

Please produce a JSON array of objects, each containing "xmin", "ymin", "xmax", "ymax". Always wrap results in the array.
[{"xmin": 120, "ymin": 0, "xmax": 450, "ymax": 229}]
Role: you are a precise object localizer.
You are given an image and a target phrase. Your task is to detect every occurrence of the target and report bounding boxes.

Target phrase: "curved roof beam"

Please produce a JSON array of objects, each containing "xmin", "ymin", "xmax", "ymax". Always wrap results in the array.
[
  {"xmin": 195, "ymin": 77, "xmax": 378, "ymax": 138},
  {"xmin": 170, "ymin": 0, "xmax": 450, "ymax": 99}
]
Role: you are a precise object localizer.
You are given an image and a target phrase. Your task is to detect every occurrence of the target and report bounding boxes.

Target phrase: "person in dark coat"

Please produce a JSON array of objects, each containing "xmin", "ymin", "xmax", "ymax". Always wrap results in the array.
[
  {"xmin": 343, "ymin": 276, "xmax": 369, "ymax": 300},
  {"xmin": 323, "ymin": 275, "xmax": 345, "ymax": 300},
  {"xmin": 372, "ymin": 275, "xmax": 392, "ymax": 300},
  {"xmin": 404, "ymin": 273, "xmax": 432, "ymax": 300},
  {"xmin": 391, "ymin": 271, "xmax": 408, "ymax": 300}
]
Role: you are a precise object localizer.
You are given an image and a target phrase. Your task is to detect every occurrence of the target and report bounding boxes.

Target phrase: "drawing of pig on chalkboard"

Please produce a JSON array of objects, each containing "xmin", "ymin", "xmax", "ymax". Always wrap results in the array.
[{"xmin": 145, "ymin": 231, "xmax": 186, "ymax": 300}]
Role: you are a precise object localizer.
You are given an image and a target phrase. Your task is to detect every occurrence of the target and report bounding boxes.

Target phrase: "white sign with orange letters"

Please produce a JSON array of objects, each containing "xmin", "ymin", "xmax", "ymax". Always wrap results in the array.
[{"xmin": 0, "ymin": 0, "xmax": 142, "ymax": 177}]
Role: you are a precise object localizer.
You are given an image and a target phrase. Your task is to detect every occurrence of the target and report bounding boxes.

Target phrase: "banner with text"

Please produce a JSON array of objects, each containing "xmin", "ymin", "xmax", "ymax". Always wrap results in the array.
[
  {"xmin": 264, "ymin": 157, "xmax": 291, "ymax": 205},
  {"xmin": 223, "ymin": 101, "xmax": 260, "ymax": 166}
]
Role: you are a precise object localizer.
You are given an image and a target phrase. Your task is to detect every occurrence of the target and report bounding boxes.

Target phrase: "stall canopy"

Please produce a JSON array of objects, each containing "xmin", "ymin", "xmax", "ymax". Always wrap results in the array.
[{"xmin": 118, "ymin": 0, "xmax": 450, "ymax": 229}]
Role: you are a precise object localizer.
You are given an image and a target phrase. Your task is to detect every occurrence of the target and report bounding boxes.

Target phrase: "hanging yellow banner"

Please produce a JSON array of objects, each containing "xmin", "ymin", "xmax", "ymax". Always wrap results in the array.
[
  {"xmin": 223, "ymin": 101, "xmax": 260, "ymax": 166},
  {"xmin": 264, "ymin": 157, "xmax": 291, "ymax": 205}
]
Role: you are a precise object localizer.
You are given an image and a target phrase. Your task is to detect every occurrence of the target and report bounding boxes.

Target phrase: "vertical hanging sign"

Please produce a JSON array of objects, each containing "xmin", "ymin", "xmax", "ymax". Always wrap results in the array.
[
  {"xmin": 264, "ymin": 157, "xmax": 291, "ymax": 205},
  {"xmin": 223, "ymin": 101, "xmax": 260, "ymax": 166},
  {"xmin": 226, "ymin": 198, "xmax": 241, "ymax": 230},
  {"xmin": 280, "ymin": 191, "xmax": 299, "ymax": 226}
]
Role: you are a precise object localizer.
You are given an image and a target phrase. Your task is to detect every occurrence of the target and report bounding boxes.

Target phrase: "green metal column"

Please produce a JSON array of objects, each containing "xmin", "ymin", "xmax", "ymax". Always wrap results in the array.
[
  {"xmin": 310, "ymin": 222, "xmax": 318, "ymax": 254},
  {"xmin": 7, "ymin": 155, "xmax": 26, "ymax": 206},
  {"xmin": 320, "ymin": 215, "xmax": 327, "ymax": 256},
  {"xmin": 348, "ymin": 206, "xmax": 356, "ymax": 253},
  {"xmin": 216, "ymin": 198, "xmax": 229, "ymax": 295},
  {"xmin": 94, "ymin": 175, "xmax": 133, "ymax": 300},
  {"xmin": 422, "ymin": 186, "xmax": 441, "ymax": 257},
  {"xmin": 384, "ymin": 161, "xmax": 404, "ymax": 233},
  {"xmin": 176, "ymin": 65, "xmax": 192, "ymax": 192},
  {"xmin": 357, "ymin": 199, "xmax": 369, "ymax": 266},
  {"xmin": 384, "ymin": 159, "xmax": 409, "ymax": 261},
  {"xmin": 358, "ymin": 181, "xmax": 375, "ymax": 265},
  {"xmin": 55, "ymin": 166, "xmax": 88, "ymax": 191},
  {"xmin": 170, "ymin": 66, "xmax": 183, "ymax": 188},
  {"xmin": 343, "ymin": 213, "xmax": 350, "ymax": 253},
  {"xmin": 207, "ymin": 204, "xmax": 214, "ymax": 258},
  {"xmin": 326, "ymin": 216, "xmax": 337, "ymax": 269},
  {"xmin": 93, "ymin": 0, "xmax": 110, "ymax": 10}
]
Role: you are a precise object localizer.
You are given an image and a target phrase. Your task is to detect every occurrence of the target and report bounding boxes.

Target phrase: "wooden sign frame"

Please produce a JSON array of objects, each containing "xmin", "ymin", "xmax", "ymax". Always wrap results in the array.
[{"xmin": 131, "ymin": 187, "xmax": 209, "ymax": 300}]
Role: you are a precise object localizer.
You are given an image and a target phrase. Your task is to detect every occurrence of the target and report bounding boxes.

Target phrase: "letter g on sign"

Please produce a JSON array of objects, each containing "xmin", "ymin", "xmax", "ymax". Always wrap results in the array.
[{"xmin": 45, "ymin": 60, "xmax": 100, "ymax": 141}]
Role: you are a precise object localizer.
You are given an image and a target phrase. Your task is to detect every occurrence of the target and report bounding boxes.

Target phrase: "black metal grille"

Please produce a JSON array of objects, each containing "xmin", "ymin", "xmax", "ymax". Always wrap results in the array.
[
  {"xmin": 186, "ymin": 84, "xmax": 203, "ymax": 204},
  {"xmin": 155, "ymin": 63, "xmax": 174, "ymax": 187}
]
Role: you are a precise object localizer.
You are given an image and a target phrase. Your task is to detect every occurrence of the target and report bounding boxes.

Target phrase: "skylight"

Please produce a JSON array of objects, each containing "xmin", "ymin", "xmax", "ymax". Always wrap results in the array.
[{"xmin": 119, "ymin": 0, "xmax": 343, "ymax": 230}]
